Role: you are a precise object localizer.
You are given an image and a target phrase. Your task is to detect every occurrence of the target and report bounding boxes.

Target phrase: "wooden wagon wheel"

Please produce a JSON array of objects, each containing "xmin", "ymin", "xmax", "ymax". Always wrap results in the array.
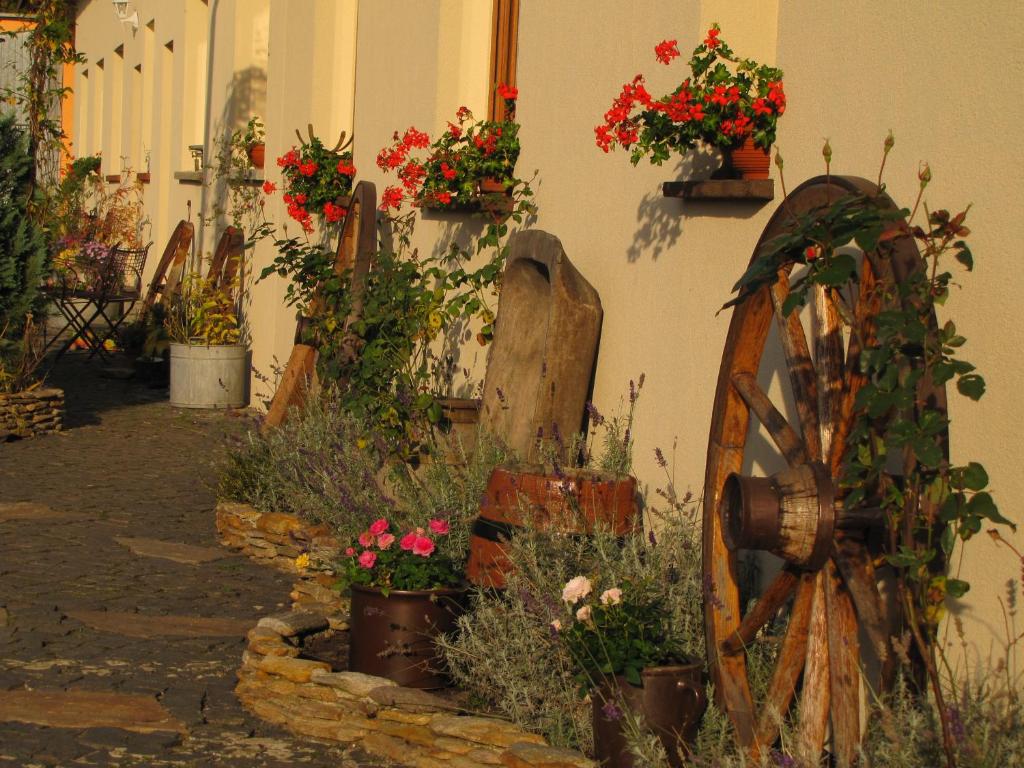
[
  {"xmin": 702, "ymin": 175, "xmax": 948, "ymax": 766},
  {"xmin": 262, "ymin": 181, "xmax": 376, "ymax": 431}
]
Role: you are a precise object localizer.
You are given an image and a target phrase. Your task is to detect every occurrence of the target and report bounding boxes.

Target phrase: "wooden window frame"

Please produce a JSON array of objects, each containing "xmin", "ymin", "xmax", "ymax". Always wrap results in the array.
[{"xmin": 487, "ymin": 0, "xmax": 519, "ymax": 122}]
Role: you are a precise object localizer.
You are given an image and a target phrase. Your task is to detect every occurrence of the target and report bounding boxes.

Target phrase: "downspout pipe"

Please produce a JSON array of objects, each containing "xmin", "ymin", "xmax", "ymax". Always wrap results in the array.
[{"xmin": 196, "ymin": 0, "xmax": 220, "ymax": 270}]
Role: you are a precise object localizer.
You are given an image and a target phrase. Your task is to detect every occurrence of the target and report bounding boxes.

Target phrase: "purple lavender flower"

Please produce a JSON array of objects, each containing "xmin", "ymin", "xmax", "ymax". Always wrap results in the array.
[
  {"xmin": 601, "ymin": 700, "xmax": 623, "ymax": 721},
  {"xmin": 649, "ymin": 528, "xmax": 657, "ymax": 546},
  {"xmin": 585, "ymin": 401, "xmax": 605, "ymax": 426},
  {"xmin": 654, "ymin": 447, "xmax": 668, "ymax": 468},
  {"xmin": 770, "ymin": 750, "xmax": 796, "ymax": 767},
  {"xmin": 947, "ymin": 705, "xmax": 965, "ymax": 744},
  {"xmin": 496, "ymin": 387, "xmax": 507, "ymax": 406}
]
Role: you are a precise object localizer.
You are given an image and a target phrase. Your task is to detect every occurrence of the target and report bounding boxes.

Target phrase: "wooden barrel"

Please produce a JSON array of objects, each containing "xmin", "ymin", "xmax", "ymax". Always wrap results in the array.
[{"xmin": 466, "ymin": 465, "xmax": 639, "ymax": 588}]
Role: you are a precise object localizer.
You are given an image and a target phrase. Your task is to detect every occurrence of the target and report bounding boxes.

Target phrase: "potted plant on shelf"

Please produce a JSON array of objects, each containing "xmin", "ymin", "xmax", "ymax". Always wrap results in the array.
[
  {"xmin": 338, "ymin": 516, "xmax": 465, "ymax": 689},
  {"xmin": 241, "ymin": 116, "xmax": 266, "ymax": 169},
  {"xmin": 165, "ymin": 274, "xmax": 248, "ymax": 408},
  {"xmin": 376, "ymin": 84, "xmax": 523, "ymax": 210},
  {"xmin": 556, "ymin": 575, "xmax": 706, "ymax": 768},
  {"xmin": 595, "ymin": 23, "xmax": 785, "ymax": 180},
  {"xmin": 274, "ymin": 128, "xmax": 356, "ymax": 233}
]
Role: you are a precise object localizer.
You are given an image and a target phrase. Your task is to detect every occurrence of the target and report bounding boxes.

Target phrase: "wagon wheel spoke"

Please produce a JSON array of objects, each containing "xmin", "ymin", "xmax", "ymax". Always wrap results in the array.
[
  {"xmin": 834, "ymin": 536, "xmax": 893, "ymax": 677},
  {"xmin": 825, "ymin": 560, "xmax": 861, "ymax": 767},
  {"xmin": 754, "ymin": 572, "xmax": 815, "ymax": 750},
  {"xmin": 796, "ymin": 572, "xmax": 831, "ymax": 763},
  {"xmin": 721, "ymin": 567, "xmax": 800, "ymax": 655},
  {"xmin": 731, "ymin": 372, "xmax": 808, "ymax": 468},
  {"xmin": 831, "ymin": 258, "xmax": 879, "ymax": 474},
  {"xmin": 771, "ymin": 275, "xmax": 822, "ymax": 462},
  {"xmin": 812, "ymin": 284, "xmax": 845, "ymax": 459}
]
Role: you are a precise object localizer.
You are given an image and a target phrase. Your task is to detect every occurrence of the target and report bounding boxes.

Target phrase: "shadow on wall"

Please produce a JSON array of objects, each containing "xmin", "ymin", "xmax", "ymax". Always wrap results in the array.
[{"xmin": 627, "ymin": 145, "xmax": 770, "ymax": 262}]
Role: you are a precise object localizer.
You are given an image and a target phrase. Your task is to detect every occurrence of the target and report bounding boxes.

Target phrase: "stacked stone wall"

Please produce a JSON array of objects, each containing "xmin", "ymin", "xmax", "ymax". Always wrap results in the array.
[
  {"xmin": 0, "ymin": 388, "xmax": 63, "ymax": 440},
  {"xmin": 237, "ymin": 611, "xmax": 594, "ymax": 768}
]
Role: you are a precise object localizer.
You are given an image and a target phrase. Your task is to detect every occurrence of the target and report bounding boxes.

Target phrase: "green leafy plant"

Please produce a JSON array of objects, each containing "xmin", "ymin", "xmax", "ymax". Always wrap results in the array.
[
  {"xmin": 726, "ymin": 137, "xmax": 1012, "ymax": 768},
  {"xmin": 165, "ymin": 274, "xmax": 241, "ymax": 345},
  {"xmin": 596, "ymin": 23, "xmax": 785, "ymax": 163},
  {"xmin": 337, "ymin": 517, "xmax": 462, "ymax": 594},
  {"xmin": 208, "ymin": 116, "xmax": 274, "ymax": 247}
]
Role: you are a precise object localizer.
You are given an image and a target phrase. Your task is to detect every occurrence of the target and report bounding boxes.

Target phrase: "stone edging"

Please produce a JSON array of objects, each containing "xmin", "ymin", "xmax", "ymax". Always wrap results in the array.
[
  {"xmin": 215, "ymin": 501, "xmax": 347, "ymax": 627},
  {"xmin": 0, "ymin": 388, "xmax": 63, "ymax": 441},
  {"xmin": 237, "ymin": 610, "xmax": 595, "ymax": 768}
]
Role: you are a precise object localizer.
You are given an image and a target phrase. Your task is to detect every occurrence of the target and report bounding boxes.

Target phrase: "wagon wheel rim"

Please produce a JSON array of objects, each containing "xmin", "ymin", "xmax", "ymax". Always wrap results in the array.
[{"xmin": 702, "ymin": 175, "xmax": 948, "ymax": 765}]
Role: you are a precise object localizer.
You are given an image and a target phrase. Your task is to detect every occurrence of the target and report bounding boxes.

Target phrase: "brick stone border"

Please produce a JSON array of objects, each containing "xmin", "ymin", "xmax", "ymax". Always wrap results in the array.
[
  {"xmin": 237, "ymin": 610, "xmax": 595, "ymax": 768},
  {"xmin": 215, "ymin": 502, "xmax": 348, "ymax": 627},
  {"xmin": 0, "ymin": 388, "xmax": 63, "ymax": 441}
]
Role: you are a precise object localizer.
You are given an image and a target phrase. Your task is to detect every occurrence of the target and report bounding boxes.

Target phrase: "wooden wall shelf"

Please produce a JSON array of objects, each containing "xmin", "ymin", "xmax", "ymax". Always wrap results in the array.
[{"xmin": 662, "ymin": 179, "xmax": 774, "ymax": 202}]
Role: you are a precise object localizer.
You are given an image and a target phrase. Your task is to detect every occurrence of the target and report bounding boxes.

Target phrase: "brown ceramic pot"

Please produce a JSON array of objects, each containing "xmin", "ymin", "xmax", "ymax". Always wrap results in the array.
[
  {"xmin": 725, "ymin": 136, "xmax": 771, "ymax": 180},
  {"xmin": 348, "ymin": 584, "xmax": 466, "ymax": 689},
  {"xmin": 592, "ymin": 663, "xmax": 707, "ymax": 768},
  {"xmin": 467, "ymin": 465, "xmax": 639, "ymax": 588}
]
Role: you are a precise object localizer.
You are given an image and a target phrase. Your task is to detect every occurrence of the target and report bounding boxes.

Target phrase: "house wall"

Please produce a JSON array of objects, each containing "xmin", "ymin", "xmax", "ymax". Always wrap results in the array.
[{"xmin": 70, "ymin": 0, "xmax": 1024, "ymax": 670}]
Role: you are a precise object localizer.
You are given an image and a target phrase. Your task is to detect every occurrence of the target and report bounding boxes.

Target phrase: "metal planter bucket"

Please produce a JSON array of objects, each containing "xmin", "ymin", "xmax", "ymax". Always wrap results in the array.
[
  {"xmin": 592, "ymin": 663, "xmax": 707, "ymax": 768},
  {"xmin": 169, "ymin": 342, "xmax": 249, "ymax": 409},
  {"xmin": 348, "ymin": 584, "xmax": 466, "ymax": 689}
]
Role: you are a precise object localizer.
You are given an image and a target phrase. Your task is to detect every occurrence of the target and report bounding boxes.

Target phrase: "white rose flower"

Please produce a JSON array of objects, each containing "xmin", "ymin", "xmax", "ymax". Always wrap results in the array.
[
  {"xmin": 599, "ymin": 587, "xmax": 622, "ymax": 605},
  {"xmin": 576, "ymin": 605, "xmax": 592, "ymax": 623},
  {"xmin": 561, "ymin": 575, "xmax": 593, "ymax": 604}
]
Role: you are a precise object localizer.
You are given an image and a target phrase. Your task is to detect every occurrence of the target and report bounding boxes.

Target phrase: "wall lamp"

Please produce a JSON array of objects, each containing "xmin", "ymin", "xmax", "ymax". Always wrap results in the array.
[{"xmin": 111, "ymin": 0, "xmax": 139, "ymax": 33}]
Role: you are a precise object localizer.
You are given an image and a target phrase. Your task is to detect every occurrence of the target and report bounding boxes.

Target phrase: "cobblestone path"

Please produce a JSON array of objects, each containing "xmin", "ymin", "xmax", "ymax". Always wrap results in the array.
[{"xmin": 0, "ymin": 357, "xmax": 385, "ymax": 767}]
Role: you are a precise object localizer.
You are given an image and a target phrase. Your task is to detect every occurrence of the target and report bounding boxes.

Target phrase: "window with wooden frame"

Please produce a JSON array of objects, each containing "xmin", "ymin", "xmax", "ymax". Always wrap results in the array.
[{"xmin": 487, "ymin": 0, "xmax": 519, "ymax": 122}]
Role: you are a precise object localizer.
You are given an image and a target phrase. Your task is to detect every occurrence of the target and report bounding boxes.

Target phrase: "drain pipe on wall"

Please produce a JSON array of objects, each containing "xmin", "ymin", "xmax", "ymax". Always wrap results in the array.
[{"xmin": 196, "ymin": 0, "xmax": 221, "ymax": 271}]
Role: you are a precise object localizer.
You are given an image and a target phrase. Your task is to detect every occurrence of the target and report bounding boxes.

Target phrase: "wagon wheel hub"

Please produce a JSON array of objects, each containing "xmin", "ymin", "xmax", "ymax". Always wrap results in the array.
[{"xmin": 722, "ymin": 462, "xmax": 835, "ymax": 570}]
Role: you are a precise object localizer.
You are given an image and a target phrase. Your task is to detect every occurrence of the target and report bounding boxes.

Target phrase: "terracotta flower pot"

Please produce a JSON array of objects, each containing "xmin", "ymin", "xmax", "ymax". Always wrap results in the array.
[
  {"xmin": 247, "ymin": 142, "xmax": 265, "ymax": 169},
  {"xmin": 592, "ymin": 663, "xmax": 707, "ymax": 768},
  {"xmin": 478, "ymin": 177, "xmax": 510, "ymax": 194},
  {"xmin": 725, "ymin": 137, "xmax": 771, "ymax": 180},
  {"xmin": 467, "ymin": 466, "xmax": 639, "ymax": 588},
  {"xmin": 348, "ymin": 584, "xmax": 466, "ymax": 689}
]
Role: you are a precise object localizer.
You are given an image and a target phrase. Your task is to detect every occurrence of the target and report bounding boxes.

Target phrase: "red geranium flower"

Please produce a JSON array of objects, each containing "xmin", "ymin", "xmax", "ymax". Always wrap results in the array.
[
  {"xmin": 705, "ymin": 26, "xmax": 721, "ymax": 49},
  {"xmin": 441, "ymin": 162, "xmax": 457, "ymax": 181},
  {"xmin": 262, "ymin": 181, "xmax": 276, "ymax": 194},
  {"xmin": 654, "ymin": 39, "xmax": 679, "ymax": 64},
  {"xmin": 336, "ymin": 160, "xmax": 356, "ymax": 176},
  {"xmin": 497, "ymin": 83, "xmax": 518, "ymax": 101},
  {"xmin": 298, "ymin": 161, "xmax": 318, "ymax": 177},
  {"xmin": 379, "ymin": 185, "xmax": 404, "ymax": 212}
]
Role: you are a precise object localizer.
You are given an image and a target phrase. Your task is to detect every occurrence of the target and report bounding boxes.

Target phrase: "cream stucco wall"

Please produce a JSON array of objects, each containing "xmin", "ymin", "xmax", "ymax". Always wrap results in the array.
[{"xmin": 70, "ymin": 0, "xmax": 1023, "ymax": 669}]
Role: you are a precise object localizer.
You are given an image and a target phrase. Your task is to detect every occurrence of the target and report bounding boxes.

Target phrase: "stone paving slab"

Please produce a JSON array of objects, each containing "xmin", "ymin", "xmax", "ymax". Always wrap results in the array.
[
  {"xmin": 67, "ymin": 610, "xmax": 255, "ymax": 639},
  {"xmin": 0, "ymin": 501, "xmax": 90, "ymax": 521},
  {"xmin": 0, "ymin": 355, "xmax": 391, "ymax": 767},
  {"xmin": 114, "ymin": 536, "xmax": 230, "ymax": 565},
  {"xmin": 0, "ymin": 689, "xmax": 187, "ymax": 733}
]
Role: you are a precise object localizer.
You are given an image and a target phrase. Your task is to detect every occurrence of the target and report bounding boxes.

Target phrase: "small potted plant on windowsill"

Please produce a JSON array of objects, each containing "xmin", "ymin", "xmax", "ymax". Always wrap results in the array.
[
  {"xmin": 595, "ymin": 23, "xmax": 785, "ymax": 181},
  {"xmin": 338, "ymin": 516, "xmax": 466, "ymax": 689},
  {"xmin": 166, "ymin": 274, "xmax": 249, "ymax": 408}
]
